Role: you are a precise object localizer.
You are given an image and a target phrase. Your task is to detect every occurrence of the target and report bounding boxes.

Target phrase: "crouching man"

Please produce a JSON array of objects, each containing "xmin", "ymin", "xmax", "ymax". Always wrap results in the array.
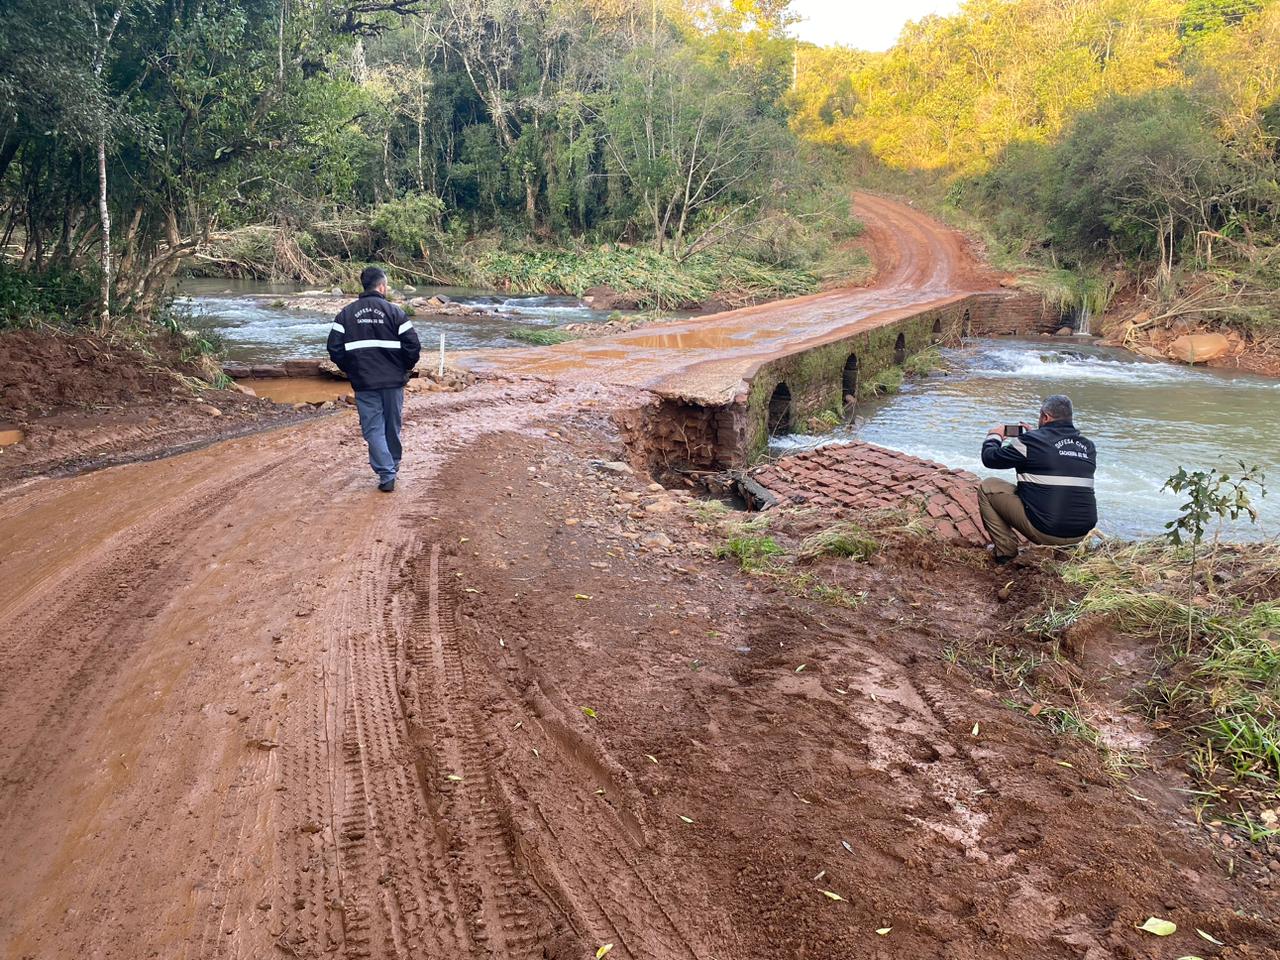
[
  {"xmin": 327, "ymin": 266, "xmax": 421, "ymax": 492},
  {"xmin": 978, "ymin": 394, "xmax": 1097, "ymax": 563}
]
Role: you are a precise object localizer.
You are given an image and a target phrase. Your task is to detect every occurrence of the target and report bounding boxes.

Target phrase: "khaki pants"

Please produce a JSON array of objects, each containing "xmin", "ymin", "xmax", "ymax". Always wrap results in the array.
[{"xmin": 977, "ymin": 477, "xmax": 1085, "ymax": 559}]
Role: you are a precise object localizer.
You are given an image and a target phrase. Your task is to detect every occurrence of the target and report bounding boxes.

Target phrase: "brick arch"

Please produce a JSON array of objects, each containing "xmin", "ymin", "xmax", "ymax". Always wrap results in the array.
[{"xmin": 767, "ymin": 383, "xmax": 792, "ymax": 435}]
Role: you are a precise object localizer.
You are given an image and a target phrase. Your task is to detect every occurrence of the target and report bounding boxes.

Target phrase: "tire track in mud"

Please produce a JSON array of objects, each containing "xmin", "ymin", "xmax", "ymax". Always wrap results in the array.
[
  {"xmin": 402, "ymin": 542, "xmax": 551, "ymax": 959},
  {"xmin": 274, "ymin": 530, "xmax": 472, "ymax": 960}
]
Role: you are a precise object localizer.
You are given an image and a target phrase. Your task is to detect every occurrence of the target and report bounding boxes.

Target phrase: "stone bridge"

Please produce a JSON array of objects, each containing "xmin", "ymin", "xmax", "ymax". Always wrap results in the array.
[{"xmin": 459, "ymin": 194, "xmax": 1059, "ymax": 472}]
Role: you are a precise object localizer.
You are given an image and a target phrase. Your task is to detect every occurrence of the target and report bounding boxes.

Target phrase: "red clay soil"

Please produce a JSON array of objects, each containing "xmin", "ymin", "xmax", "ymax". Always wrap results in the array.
[
  {"xmin": 458, "ymin": 192, "xmax": 1004, "ymax": 402},
  {"xmin": 0, "ymin": 329, "xmax": 317, "ymax": 485},
  {"xmin": 2, "ymin": 378, "xmax": 1277, "ymax": 959}
]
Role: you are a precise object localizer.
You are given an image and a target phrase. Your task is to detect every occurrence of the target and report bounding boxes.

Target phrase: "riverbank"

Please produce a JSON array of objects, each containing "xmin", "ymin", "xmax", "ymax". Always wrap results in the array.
[
  {"xmin": 0, "ymin": 328, "xmax": 322, "ymax": 487},
  {"xmin": 194, "ymin": 226, "xmax": 873, "ymax": 314}
]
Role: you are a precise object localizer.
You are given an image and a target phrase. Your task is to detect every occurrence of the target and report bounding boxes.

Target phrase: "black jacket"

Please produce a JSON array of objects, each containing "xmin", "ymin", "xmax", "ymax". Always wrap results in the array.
[
  {"xmin": 326, "ymin": 291, "xmax": 421, "ymax": 391},
  {"xmin": 981, "ymin": 419, "xmax": 1098, "ymax": 537}
]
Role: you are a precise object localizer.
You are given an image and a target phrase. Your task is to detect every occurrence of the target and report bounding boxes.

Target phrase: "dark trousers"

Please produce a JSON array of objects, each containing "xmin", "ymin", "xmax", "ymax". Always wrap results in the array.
[{"xmin": 353, "ymin": 387, "xmax": 403, "ymax": 481}]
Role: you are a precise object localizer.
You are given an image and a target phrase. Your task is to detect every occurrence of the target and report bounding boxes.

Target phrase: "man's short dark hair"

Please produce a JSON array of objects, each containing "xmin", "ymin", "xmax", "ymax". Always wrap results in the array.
[
  {"xmin": 360, "ymin": 266, "xmax": 386, "ymax": 292},
  {"xmin": 1041, "ymin": 394, "xmax": 1073, "ymax": 421}
]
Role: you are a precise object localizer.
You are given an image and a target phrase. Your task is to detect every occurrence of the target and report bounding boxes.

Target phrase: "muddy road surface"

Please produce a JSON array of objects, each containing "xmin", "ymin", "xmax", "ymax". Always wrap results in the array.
[
  {"xmin": 458, "ymin": 193, "xmax": 1002, "ymax": 403},
  {"xmin": 2, "ymin": 194, "xmax": 1276, "ymax": 958},
  {"xmin": 2, "ymin": 381, "xmax": 1278, "ymax": 959}
]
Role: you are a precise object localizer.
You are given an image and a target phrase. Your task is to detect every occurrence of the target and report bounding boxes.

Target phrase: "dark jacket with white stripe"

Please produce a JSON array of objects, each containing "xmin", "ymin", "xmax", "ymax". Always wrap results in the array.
[
  {"xmin": 981, "ymin": 420, "xmax": 1098, "ymax": 537},
  {"xmin": 326, "ymin": 291, "xmax": 421, "ymax": 392}
]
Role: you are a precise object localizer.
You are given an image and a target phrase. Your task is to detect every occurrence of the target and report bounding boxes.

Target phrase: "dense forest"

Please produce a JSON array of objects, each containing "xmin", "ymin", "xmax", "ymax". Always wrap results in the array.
[
  {"xmin": 795, "ymin": 0, "xmax": 1280, "ymax": 333},
  {"xmin": 1, "ymin": 0, "xmax": 1277, "ymax": 337},
  {"xmin": 0, "ymin": 0, "xmax": 853, "ymax": 326}
]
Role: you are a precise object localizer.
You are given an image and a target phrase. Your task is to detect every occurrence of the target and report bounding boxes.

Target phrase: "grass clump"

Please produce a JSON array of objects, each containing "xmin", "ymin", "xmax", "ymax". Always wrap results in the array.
[
  {"xmin": 903, "ymin": 345, "xmax": 944, "ymax": 376},
  {"xmin": 858, "ymin": 365, "xmax": 905, "ymax": 399},
  {"xmin": 799, "ymin": 521, "xmax": 879, "ymax": 562},
  {"xmin": 716, "ymin": 534, "xmax": 784, "ymax": 573},
  {"xmin": 473, "ymin": 247, "xmax": 817, "ymax": 310},
  {"xmin": 1035, "ymin": 537, "xmax": 1280, "ymax": 816},
  {"xmin": 506, "ymin": 327, "xmax": 578, "ymax": 346}
]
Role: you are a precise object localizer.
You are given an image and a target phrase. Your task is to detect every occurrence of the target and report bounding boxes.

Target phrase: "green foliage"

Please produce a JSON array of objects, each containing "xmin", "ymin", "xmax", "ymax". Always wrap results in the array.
[
  {"xmin": 0, "ymin": 262, "xmax": 97, "ymax": 328},
  {"xmin": 472, "ymin": 247, "xmax": 816, "ymax": 309},
  {"xmin": 1036, "ymin": 538, "xmax": 1280, "ymax": 811},
  {"xmin": 1163, "ymin": 462, "xmax": 1267, "ymax": 549},
  {"xmin": 902, "ymin": 346, "xmax": 944, "ymax": 377},
  {"xmin": 370, "ymin": 194, "xmax": 446, "ymax": 259},
  {"xmin": 859, "ymin": 365, "xmax": 905, "ymax": 399},
  {"xmin": 716, "ymin": 534, "xmax": 785, "ymax": 573},
  {"xmin": 505, "ymin": 328, "xmax": 578, "ymax": 346}
]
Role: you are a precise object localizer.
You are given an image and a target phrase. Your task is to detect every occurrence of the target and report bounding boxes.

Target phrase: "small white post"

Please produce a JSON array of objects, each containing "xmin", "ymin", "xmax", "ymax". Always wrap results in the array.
[{"xmin": 438, "ymin": 332, "xmax": 445, "ymax": 378}]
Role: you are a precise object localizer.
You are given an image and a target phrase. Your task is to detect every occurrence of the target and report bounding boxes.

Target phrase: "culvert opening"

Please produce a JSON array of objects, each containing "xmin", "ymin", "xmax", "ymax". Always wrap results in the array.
[
  {"xmin": 932, "ymin": 318, "xmax": 943, "ymax": 342},
  {"xmin": 893, "ymin": 333, "xmax": 906, "ymax": 365},
  {"xmin": 962, "ymin": 309, "xmax": 972, "ymax": 338},
  {"xmin": 767, "ymin": 383, "xmax": 792, "ymax": 436},
  {"xmin": 842, "ymin": 354, "xmax": 859, "ymax": 415}
]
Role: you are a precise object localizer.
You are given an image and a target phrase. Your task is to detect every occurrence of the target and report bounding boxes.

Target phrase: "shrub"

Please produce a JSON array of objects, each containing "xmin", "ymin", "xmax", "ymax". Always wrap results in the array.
[
  {"xmin": 0, "ymin": 262, "xmax": 97, "ymax": 328},
  {"xmin": 370, "ymin": 193, "xmax": 447, "ymax": 259}
]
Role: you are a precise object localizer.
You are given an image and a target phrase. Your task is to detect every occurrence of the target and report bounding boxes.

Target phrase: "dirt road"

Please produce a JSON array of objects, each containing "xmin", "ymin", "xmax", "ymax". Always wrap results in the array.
[
  {"xmin": 2, "ymin": 196, "xmax": 1276, "ymax": 959},
  {"xmin": 458, "ymin": 193, "xmax": 1000, "ymax": 402}
]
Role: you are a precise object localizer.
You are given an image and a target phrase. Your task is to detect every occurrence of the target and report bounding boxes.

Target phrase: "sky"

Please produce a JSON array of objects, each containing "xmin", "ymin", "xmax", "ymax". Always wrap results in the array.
[{"xmin": 788, "ymin": 0, "xmax": 963, "ymax": 51}]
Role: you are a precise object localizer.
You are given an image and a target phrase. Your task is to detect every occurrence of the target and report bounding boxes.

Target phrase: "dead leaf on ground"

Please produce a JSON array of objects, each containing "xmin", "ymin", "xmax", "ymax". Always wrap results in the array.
[
  {"xmin": 1196, "ymin": 929, "xmax": 1224, "ymax": 946},
  {"xmin": 595, "ymin": 945, "xmax": 614, "ymax": 959},
  {"xmin": 876, "ymin": 927, "xmax": 892, "ymax": 936},
  {"xmin": 1137, "ymin": 917, "xmax": 1176, "ymax": 936},
  {"xmin": 820, "ymin": 890, "xmax": 845, "ymax": 902}
]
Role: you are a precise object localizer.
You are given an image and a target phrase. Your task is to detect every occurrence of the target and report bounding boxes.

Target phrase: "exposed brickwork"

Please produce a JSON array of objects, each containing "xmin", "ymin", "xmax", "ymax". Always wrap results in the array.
[
  {"xmin": 751, "ymin": 441, "xmax": 987, "ymax": 546},
  {"xmin": 969, "ymin": 290, "xmax": 1064, "ymax": 337}
]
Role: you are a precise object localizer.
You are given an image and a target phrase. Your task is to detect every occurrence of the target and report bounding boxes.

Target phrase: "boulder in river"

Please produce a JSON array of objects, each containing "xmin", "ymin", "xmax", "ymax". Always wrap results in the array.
[
  {"xmin": 1168, "ymin": 332, "xmax": 1230, "ymax": 364},
  {"xmin": 283, "ymin": 359, "xmax": 324, "ymax": 377},
  {"xmin": 318, "ymin": 359, "xmax": 348, "ymax": 380}
]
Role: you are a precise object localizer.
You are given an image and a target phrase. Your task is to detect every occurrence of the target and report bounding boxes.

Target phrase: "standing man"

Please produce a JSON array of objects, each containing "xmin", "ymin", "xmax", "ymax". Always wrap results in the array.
[
  {"xmin": 327, "ymin": 267, "xmax": 421, "ymax": 492},
  {"xmin": 977, "ymin": 394, "xmax": 1097, "ymax": 563}
]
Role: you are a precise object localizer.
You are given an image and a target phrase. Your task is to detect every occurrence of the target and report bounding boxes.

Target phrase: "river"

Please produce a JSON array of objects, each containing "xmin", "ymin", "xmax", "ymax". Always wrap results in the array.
[
  {"xmin": 180, "ymin": 282, "xmax": 1278, "ymax": 540},
  {"xmin": 176, "ymin": 278, "xmax": 628, "ymax": 363},
  {"xmin": 775, "ymin": 338, "xmax": 1280, "ymax": 539}
]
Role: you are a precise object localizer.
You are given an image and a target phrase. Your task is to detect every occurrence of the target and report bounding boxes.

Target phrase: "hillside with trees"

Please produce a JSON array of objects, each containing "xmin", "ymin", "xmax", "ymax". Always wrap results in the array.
[
  {"xmin": 0, "ymin": 0, "xmax": 859, "ymax": 331},
  {"xmin": 793, "ymin": 0, "xmax": 1280, "ymax": 353}
]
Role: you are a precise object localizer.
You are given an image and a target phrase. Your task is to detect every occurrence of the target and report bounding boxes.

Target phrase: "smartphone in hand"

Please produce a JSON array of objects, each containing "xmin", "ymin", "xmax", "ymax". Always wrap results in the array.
[{"xmin": 1004, "ymin": 424, "xmax": 1024, "ymax": 437}]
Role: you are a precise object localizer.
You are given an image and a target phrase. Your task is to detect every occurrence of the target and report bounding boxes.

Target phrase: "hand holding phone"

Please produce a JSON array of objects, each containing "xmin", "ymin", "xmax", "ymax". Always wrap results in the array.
[{"xmin": 1004, "ymin": 423, "xmax": 1024, "ymax": 437}]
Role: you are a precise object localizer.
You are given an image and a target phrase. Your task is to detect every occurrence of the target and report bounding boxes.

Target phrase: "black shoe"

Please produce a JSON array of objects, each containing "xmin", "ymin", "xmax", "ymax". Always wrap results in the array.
[{"xmin": 378, "ymin": 478, "xmax": 396, "ymax": 493}]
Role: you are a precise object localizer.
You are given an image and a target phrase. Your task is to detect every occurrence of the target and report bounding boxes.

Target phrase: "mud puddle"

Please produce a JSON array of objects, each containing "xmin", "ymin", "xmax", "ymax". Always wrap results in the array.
[
  {"xmin": 240, "ymin": 377, "xmax": 353, "ymax": 404},
  {"xmin": 0, "ymin": 425, "xmax": 24, "ymax": 447}
]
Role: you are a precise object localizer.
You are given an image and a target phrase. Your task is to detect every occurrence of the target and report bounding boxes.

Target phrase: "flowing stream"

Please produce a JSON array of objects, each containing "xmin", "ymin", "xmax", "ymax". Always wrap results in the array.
[
  {"xmin": 176, "ymin": 278, "xmax": 631, "ymax": 363},
  {"xmin": 774, "ymin": 338, "xmax": 1280, "ymax": 539}
]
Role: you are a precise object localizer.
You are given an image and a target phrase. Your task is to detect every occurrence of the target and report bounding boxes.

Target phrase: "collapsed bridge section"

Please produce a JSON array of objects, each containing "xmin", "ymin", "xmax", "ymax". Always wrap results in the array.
[{"xmin": 621, "ymin": 288, "xmax": 1060, "ymax": 474}]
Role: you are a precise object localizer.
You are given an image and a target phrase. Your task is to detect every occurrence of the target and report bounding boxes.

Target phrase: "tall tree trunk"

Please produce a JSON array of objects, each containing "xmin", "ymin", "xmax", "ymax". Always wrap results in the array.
[
  {"xmin": 93, "ymin": 3, "xmax": 126, "ymax": 331},
  {"xmin": 97, "ymin": 131, "xmax": 112, "ymax": 331}
]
